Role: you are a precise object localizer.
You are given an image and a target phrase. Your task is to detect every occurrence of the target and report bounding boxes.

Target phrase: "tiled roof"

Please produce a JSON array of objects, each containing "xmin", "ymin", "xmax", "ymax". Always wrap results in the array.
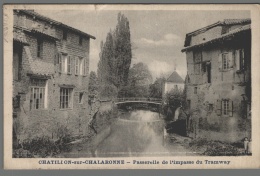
[
  {"xmin": 24, "ymin": 47, "xmax": 54, "ymax": 76},
  {"xmin": 13, "ymin": 29, "xmax": 29, "ymax": 45},
  {"xmin": 19, "ymin": 10, "xmax": 96, "ymax": 39},
  {"xmin": 186, "ymin": 18, "xmax": 251, "ymax": 36},
  {"xmin": 182, "ymin": 24, "xmax": 251, "ymax": 52},
  {"xmin": 166, "ymin": 71, "xmax": 184, "ymax": 83},
  {"xmin": 222, "ymin": 19, "xmax": 251, "ymax": 25},
  {"xmin": 30, "ymin": 59, "xmax": 54, "ymax": 75},
  {"xmin": 31, "ymin": 29, "xmax": 59, "ymax": 41}
]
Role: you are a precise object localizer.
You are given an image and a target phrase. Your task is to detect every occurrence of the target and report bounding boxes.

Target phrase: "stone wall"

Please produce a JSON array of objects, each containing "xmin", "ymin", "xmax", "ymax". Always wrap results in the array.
[
  {"xmin": 13, "ymin": 11, "xmax": 92, "ymax": 144},
  {"xmin": 185, "ymin": 34, "xmax": 251, "ymax": 142}
]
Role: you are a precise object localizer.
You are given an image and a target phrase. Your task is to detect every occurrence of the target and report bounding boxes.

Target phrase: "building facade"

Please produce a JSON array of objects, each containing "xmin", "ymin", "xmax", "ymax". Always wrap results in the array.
[
  {"xmin": 13, "ymin": 10, "xmax": 95, "ymax": 143},
  {"xmin": 182, "ymin": 19, "xmax": 251, "ymax": 142},
  {"xmin": 164, "ymin": 70, "xmax": 184, "ymax": 94}
]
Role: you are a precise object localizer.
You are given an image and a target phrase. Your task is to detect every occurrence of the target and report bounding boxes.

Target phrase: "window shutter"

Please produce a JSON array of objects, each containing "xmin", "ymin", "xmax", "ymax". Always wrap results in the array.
[
  {"xmin": 216, "ymin": 99, "xmax": 222, "ymax": 116},
  {"xmin": 228, "ymin": 52, "xmax": 234, "ymax": 68},
  {"xmin": 235, "ymin": 50, "xmax": 240, "ymax": 70},
  {"xmin": 67, "ymin": 56, "xmax": 71, "ymax": 74},
  {"xmin": 58, "ymin": 53, "xmax": 62, "ymax": 73},
  {"xmin": 229, "ymin": 100, "xmax": 233, "ymax": 117},
  {"xmin": 84, "ymin": 58, "xmax": 87, "ymax": 76},
  {"xmin": 54, "ymin": 53, "xmax": 57, "ymax": 65},
  {"xmin": 218, "ymin": 53, "xmax": 222, "ymax": 71}
]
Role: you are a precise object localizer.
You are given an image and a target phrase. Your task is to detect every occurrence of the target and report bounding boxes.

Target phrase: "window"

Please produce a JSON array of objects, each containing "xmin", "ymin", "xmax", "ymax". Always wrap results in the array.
[
  {"xmin": 235, "ymin": 49, "xmax": 245, "ymax": 71},
  {"xmin": 187, "ymin": 100, "xmax": 191, "ymax": 110},
  {"xmin": 79, "ymin": 92, "xmax": 84, "ymax": 104},
  {"xmin": 193, "ymin": 50, "xmax": 202, "ymax": 75},
  {"xmin": 222, "ymin": 53, "xmax": 229, "ymax": 70},
  {"xmin": 219, "ymin": 52, "xmax": 233, "ymax": 71},
  {"xmin": 60, "ymin": 88, "xmax": 73, "ymax": 109},
  {"xmin": 58, "ymin": 54, "xmax": 71, "ymax": 74},
  {"xmin": 79, "ymin": 36, "xmax": 83, "ymax": 45},
  {"xmin": 222, "ymin": 100, "xmax": 229, "ymax": 115},
  {"xmin": 30, "ymin": 79, "xmax": 47, "ymax": 110},
  {"xmin": 194, "ymin": 87, "xmax": 197, "ymax": 94},
  {"xmin": 63, "ymin": 30, "xmax": 67, "ymax": 40},
  {"xmin": 217, "ymin": 99, "xmax": 233, "ymax": 116},
  {"xmin": 37, "ymin": 38, "xmax": 43, "ymax": 58},
  {"xmin": 208, "ymin": 104, "xmax": 213, "ymax": 112},
  {"xmin": 75, "ymin": 57, "xmax": 86, "ymax": 75}
]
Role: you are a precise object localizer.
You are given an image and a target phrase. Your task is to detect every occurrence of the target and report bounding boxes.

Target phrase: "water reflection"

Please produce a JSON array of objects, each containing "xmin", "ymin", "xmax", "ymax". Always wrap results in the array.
[{"xmin": 95, "ymin": 110, "xmax": 166, "ymax": 157}]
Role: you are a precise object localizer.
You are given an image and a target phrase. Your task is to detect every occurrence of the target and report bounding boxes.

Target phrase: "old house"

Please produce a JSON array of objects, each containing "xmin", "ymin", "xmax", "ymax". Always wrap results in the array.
[
  {"xmin": 181, "ymin": 19, "xmax": 251, "ymax": 142},
  {"xmin": 13, "ymin": 10, "xmax": 95, "ymax": 143},
  {"xmin": 164, "ymin": 68, "xmax": 184, "ymax": 94}
]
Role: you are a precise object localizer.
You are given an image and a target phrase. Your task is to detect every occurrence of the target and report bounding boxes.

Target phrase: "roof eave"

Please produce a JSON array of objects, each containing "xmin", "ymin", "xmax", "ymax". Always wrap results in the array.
[
  {"xmin": 181, "ymin": 27, "xmax": 251, "ymax": 52},
  {"xmin": 18, "ymin": 10, "xmax": 96, "ymax": 40}
]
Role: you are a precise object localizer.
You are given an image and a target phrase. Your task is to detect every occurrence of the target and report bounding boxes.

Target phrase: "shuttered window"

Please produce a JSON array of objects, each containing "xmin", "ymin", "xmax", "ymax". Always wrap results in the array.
[
  {"xmin": 219, "ymin": 52, "xmax": 233, "ymax": 71},
  {"xmin": 58, "ymin": 54, "xmax": 71, "ymax": 74},
  {"xmin": 235, "ymin": 49, "xmax": 245, "ymax": 71},
  {"xmin": 217, "ymin": 99, "xmax": 233, "ymax": 116}
]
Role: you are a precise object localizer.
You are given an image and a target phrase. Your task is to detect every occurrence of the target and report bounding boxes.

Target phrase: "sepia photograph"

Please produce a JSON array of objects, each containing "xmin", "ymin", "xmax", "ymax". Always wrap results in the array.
[{"xmin": 3, "ymin": 4, "xmax": 260, "ymax": 169}]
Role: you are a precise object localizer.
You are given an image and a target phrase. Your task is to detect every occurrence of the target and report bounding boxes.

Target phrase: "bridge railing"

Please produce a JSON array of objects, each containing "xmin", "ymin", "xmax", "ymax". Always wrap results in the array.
[{"xmin": 115, "ymin": 97, "xmax": 162, "ymax": 103}]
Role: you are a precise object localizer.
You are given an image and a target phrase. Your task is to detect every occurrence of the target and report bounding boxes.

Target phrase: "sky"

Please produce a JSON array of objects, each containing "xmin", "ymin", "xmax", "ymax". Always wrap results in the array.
[{"xmin": 36, "ymin": 10, "xmax": 250, "ymax": 80}]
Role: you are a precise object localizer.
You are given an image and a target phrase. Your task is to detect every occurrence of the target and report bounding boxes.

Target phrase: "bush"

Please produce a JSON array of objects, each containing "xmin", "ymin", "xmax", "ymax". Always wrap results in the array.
[{"xmin": 14, "ymin": 125, "xmax": 73, "ymax": 158}]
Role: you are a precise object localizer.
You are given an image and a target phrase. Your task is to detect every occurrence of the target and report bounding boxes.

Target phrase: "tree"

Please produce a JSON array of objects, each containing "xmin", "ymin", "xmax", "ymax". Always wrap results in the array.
[
  {"xmin": 149, "ymin": 77, "xmax": 166, "ymax": 99},
  {"xmin": 118, "ymin": 62, "xmax": 152, "ymax": 98},
  {"xmin": 88, "ymin": 71, "xmax": 99, "ymax": 97},
  {"xmin": 97, "ymin": 12, "xmax": 132, "ymax": 92},
  {"xmin": 113, "ymin": 13, "xmax": 132, "ymax": 87},
  {"xmin": 97, "ymin": 32, "xmax": 115, "ymax": 86}
]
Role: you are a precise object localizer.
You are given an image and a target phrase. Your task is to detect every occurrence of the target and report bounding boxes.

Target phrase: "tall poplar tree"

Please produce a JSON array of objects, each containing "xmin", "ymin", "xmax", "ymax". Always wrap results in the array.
[{"xmin": 97, "ymin": 12, "xmax": 132, "ymax": 92}]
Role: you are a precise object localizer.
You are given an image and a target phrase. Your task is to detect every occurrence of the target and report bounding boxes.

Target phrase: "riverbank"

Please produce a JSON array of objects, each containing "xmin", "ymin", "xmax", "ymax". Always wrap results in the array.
[
  {"xmin": 166, "ymin": 132, "xmax": 247, "ymax": 156},
  {"xmin": 57, "ymin": 101, "xmax": 117, "ymax": 158}
]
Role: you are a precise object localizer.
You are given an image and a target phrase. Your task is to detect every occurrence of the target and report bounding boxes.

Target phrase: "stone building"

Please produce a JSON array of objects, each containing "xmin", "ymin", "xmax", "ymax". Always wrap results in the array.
[
  {"xmin": 164, "ymin": 69, "xmax": 184, "ymax": 94},
  {"xmin": 13, "ymin": 10, "xmax": 95, "ymax": 143},
  {"xmin": 181, "ymin": 19, "xmax": 251, "ymax": 142}
]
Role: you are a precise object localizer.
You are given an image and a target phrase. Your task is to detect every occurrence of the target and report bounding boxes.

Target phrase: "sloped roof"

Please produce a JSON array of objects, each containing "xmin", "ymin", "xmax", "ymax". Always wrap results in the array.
[
  {"xmin": 222, "ymin": 19, "xmax": 251, "ymax": 25},
  {"xmin": 182, "ymin": 24, "xmax": 251, "ymax": 52},
  {"xmin": 24, "ymin": 46, "xmax": 54, "ymax": 76},
  {"xmin": 166, "ymin": 71, "xmax": 184, "ymax": 83},
  {"xmin": 18, "ymin": 10, "xmax": 96, "ymax": 39},
  {"xmin": 13, "ymin": 29, "xmax": 29, "ymax": 45},
  {"xmin": 184, "ymin": 18, "xmax": 251, "ymax": 47}
]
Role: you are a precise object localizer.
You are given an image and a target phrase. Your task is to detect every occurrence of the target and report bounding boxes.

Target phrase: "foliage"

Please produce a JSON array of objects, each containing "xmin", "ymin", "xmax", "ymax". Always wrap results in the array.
[
  {"xmin": 97, "ymin": 12, "xmax": 132, "ymax": 90},
  {"xmin": 118, "ymin": 62, "xmax": 152, "ymax": 98},
  {"xmin": 88, "ymin": 71, "xmax": 99, "ymax": 97},
  {"xmin": 99, "ymin": 84, "xmax": 118, "ymax": 99},
  {"xmin": 189, "ymin": 138, "xmax": 242, "ymax": 156},
  {"xmin": 149, "ymin": 77, "xmax": 166, "ymax": 98},
  {"xmin": 14, "ymin": 125, "xmax": 73, "ymax": 158}
]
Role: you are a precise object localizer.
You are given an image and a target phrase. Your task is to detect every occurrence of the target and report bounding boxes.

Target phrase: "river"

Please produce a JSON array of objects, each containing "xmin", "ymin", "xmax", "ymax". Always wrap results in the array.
[
  {"xmin": 95, "ymin": 110, "xmax": 168, "ymax": 157},
  {"xmin": 61, "ymin": 109, "xmax": 194, "ymax": 158}
]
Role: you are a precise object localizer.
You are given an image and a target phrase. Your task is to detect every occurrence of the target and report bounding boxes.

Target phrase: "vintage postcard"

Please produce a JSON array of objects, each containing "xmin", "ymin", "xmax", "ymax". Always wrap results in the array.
[{"xmin": 3, "ymin": 4, "xmax": 260, "ymax": 169}]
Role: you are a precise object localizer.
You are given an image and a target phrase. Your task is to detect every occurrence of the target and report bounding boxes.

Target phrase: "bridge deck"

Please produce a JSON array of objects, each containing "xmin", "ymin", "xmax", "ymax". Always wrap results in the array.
[{"xmin": 115, "ymin": 98, "xmax": 162, "ymax": 105}]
